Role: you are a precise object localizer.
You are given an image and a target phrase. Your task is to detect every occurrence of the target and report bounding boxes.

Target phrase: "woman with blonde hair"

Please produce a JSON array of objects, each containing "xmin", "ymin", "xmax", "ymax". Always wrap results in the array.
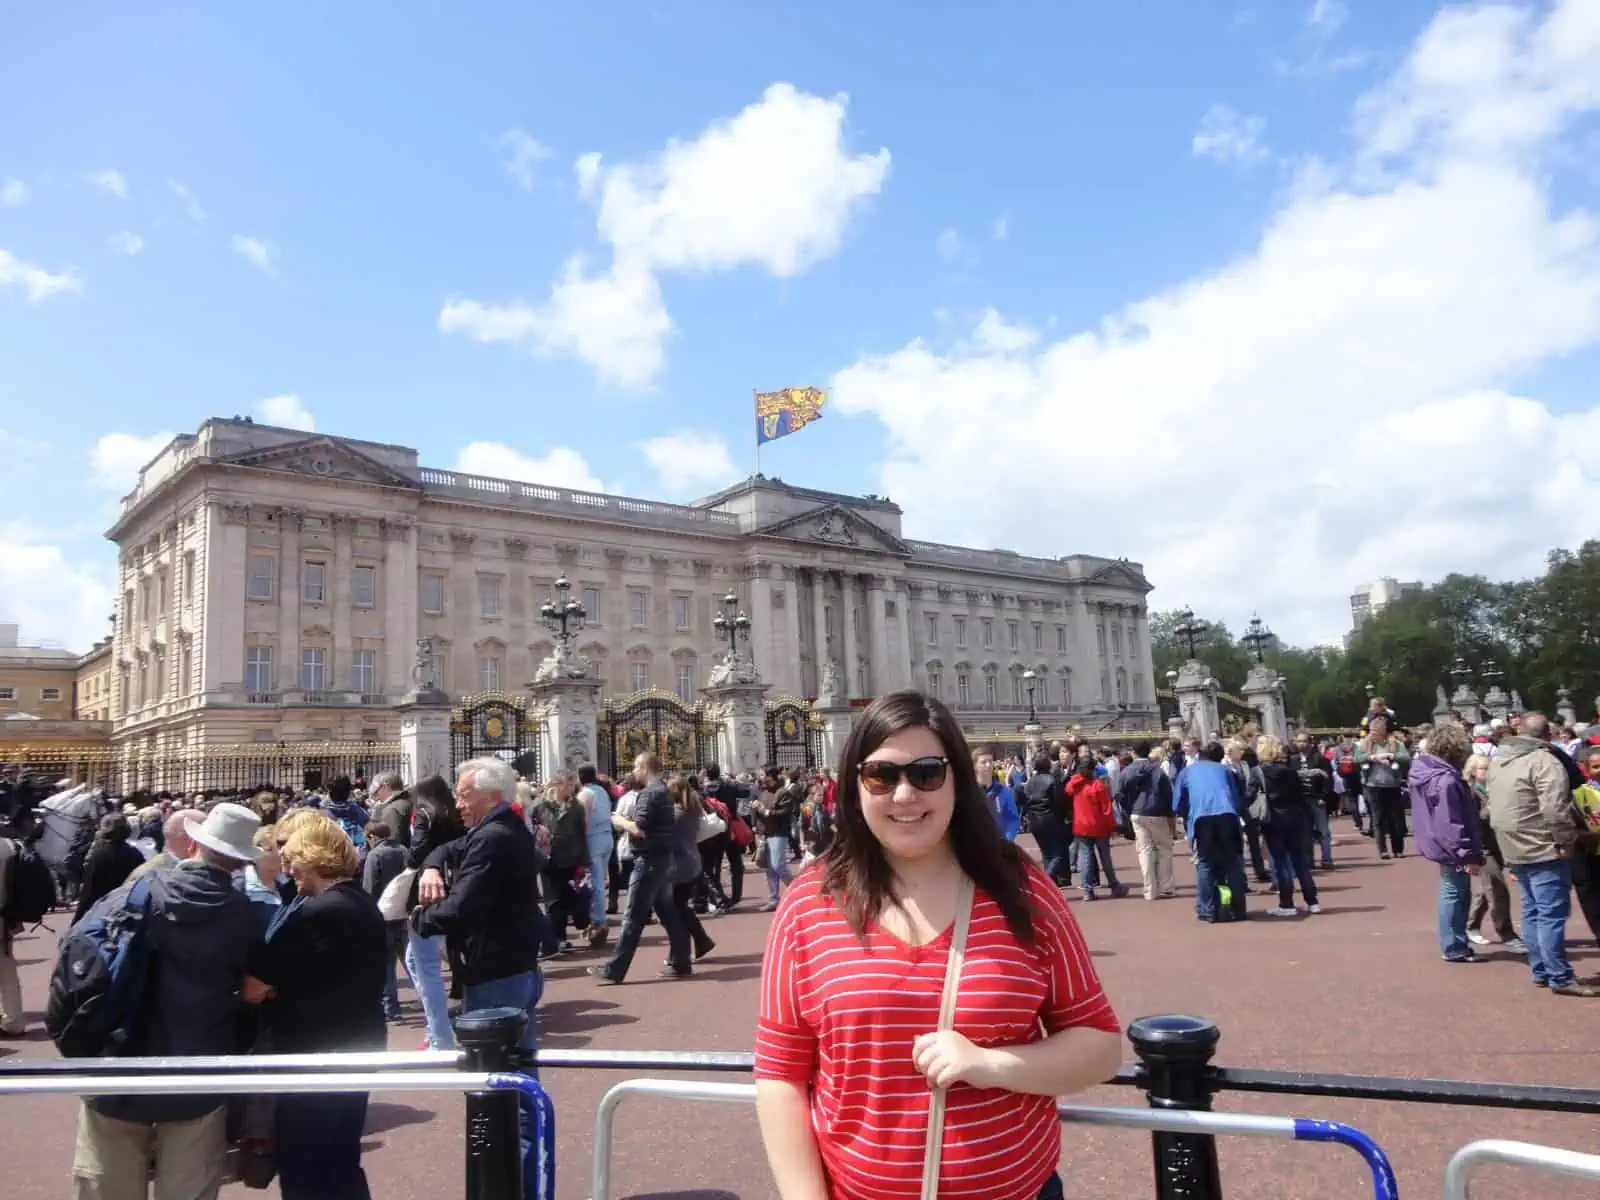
[
  {"xmin": 755, "ymin": 691, "xmax": 1121, "ymax": 1199},
  {"xmin": 1255, "ymin": 735, "xmax": 1320, "ymax": 917},
  {"xmin": 247, "ymin": 819, "xmax": 387, "ymax": 1200}
]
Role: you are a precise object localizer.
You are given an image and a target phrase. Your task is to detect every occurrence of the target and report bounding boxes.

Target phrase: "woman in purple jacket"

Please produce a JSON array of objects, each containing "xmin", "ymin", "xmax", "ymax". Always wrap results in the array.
[{"xmin": 1408, "ymin": 724, "xmax": 1486, "ymax": 963}]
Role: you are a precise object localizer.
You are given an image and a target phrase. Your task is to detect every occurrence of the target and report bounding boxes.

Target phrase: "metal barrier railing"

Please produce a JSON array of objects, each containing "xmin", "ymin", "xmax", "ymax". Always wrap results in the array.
[
  {"xmin": 588, "ymin": 1078, "xmax": 1400, "ymax": 1200},
  {"xmin": 1443, "ymin": 1139, "xmax": 1600, "ymax": 1199}
]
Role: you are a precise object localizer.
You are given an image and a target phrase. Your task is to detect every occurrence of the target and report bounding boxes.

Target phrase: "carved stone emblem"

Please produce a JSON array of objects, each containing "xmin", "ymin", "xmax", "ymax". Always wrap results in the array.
[{"xmin": 814, "ymin": 511, "xmax": 857, "ymax": 546}]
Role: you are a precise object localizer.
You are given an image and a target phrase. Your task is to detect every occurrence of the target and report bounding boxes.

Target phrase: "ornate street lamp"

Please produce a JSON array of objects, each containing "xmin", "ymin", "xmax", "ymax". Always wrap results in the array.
[
  {"xmin": 1449, "ymin": 656, "xmax": 1471, "ymax": 688},
  {"xmin": 1242, "ymin": 614, "xmax": 1275, "ymax": 664},
  {"xmin": 712, "ymin": 589, "xmax": 751, "ymax": 657},
  {"xmin": 1365, "ymin": 681, "xmax": 1376, "ymax": 700},
  {"xmin": 1022, "ymin": 668, "xmax": 1037, "ymax": 724},
  {"xmin": 1174, "ymin": 607, "xmax": 1207, "ymax": 661},
  {"xmin": 539, "ymin": 574, "xmax": 586, "ymax": 653},
  {"xmin": 1481, "ymin": 661, "xmax": 1505, "ymax": 691}
]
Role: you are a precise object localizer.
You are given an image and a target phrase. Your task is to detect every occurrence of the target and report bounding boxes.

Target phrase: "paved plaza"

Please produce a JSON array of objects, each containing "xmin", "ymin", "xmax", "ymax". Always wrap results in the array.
[{"xmin": 0, "ymin": 826, "xmax": 1594, "ymax": 1199}]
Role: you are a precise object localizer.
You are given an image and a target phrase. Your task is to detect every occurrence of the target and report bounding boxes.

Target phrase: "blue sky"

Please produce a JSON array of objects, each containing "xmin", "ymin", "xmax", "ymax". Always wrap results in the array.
[{"xmin": 3, "ymin": 0, "xmax": 1599, "ymax": 653}]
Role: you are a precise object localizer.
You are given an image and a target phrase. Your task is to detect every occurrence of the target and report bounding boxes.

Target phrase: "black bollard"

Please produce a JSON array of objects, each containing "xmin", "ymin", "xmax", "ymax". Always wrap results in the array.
[
  {"xmin": 1128, "ymin": 1014, "xmax": 1225, "ymax": 1200},
  {"xmin": 456, "ymin": 1006, "xmax": 529, "ymax": 1200}
]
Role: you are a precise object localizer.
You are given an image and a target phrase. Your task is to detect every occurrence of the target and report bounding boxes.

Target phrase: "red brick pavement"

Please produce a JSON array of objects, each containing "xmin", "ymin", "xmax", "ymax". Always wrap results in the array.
[{"xmin": 2, "ymin": 825, "xmax": 1596, "ymax": 1199}]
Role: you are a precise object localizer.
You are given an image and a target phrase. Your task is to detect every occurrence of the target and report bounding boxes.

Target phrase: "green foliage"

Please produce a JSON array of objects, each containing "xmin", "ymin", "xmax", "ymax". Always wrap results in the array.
[{"xmin": 1149, "ymin": 541, "xmax": 1600, "ymax": 728}]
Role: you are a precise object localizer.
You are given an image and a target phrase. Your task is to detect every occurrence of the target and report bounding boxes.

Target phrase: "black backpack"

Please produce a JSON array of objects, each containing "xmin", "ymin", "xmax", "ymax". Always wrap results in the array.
[
  {"xmin": 46, "ymin": 875, "xmax": 157, "ymax": 1058},
  {"xmin": 3, "ymin": 839, "xmax": 57, "ymax": 927}
]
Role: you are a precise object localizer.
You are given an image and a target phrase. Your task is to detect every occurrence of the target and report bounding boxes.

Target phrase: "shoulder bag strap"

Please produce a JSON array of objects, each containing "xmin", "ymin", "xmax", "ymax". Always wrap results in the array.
[{"xmin": 921, "ymin": 874, "xmax": 976, "ymax": 1200}]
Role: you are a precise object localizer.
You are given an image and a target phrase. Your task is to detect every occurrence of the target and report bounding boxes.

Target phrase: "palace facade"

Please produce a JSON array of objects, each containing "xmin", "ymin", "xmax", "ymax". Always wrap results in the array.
[{"xmin": 105, "ymin": 418, "xmax": 1157, "ymax": 756}]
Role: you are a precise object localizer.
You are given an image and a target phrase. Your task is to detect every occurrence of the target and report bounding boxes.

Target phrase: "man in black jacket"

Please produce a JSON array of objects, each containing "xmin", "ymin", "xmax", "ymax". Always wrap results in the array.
[
  {"xmin": 589, "ymin": 751, "xmax": 691, "ymax": 985},
  {"xmin": 1021, "ymin": 754, "xmax": 1071, "ymax": 887},
  {"xmin": 413, "ymin": 757, "xmax": 546, "ymax": 1200}
]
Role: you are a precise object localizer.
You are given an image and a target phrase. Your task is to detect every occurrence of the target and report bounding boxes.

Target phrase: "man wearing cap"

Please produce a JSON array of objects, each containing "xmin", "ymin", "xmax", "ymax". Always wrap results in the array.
[{"xmin": 70, "ymin": 802, "xmax": 261, "ymax": 1200}]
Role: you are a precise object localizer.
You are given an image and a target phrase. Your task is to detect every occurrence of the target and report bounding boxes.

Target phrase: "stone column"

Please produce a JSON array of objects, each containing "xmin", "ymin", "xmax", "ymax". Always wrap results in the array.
[
  {"xmin": 1557, "ymin": 687, "xmax": 1577, "ymax": 728},
  {"xmin": 1173, "ymin": 659, "xmax": 1220, "ymax": 743},
  {"xmin": 382, "ymin": 519, "xmax": 416, "ymax": 700},
  {"xmin": 1481, "ymin": 686, "xmax": 1510, "ymax": 723},
  {"xmin": 780, "ymin": 566, "xmax": 803, "ymax": 698},
  {"xmin": 396, "ymin": 687, "xmax": 453, "ymax": 784},
  {"xmin": 528, "ymin": 668, "xmax": 604, "ymax": 773},
  {"xmin": 841, "ymin": 572, "xmax": 861, "ymax": 701},
  {"xmin": 749, "ymin": 563, "xmax": 775, "ymax": 687},
  {"xmin": 277, "ymin": 508, "xmax": 302, "ymax": 691},
  {"xmin": 1241, "ymin": 663, "xmax": 1287, "ymax": 741},
  {"xmin": 810, "ymin": 568, "xmax": 831, "ymax": 691},
  {"xmin": 815, "ymin": 702, "xmax": 857, "ymax": 769},
  {"xmin": 331, "ymin": 515, "xmax": 354, "ymax": 691},
  {"xmin": 866, "ymin": 574, "xmax": 889, "ymax": 701},
  {"xmin": 702, "ymin": 676, "xmax": 770, "ymax": 776}
]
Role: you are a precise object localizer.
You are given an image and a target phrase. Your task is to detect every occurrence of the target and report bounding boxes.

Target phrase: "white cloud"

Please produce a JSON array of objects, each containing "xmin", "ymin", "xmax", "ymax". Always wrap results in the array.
[
  {"xmin": 829, "ymin": 0, "xmax": 1600, "ymax": 646},
  {"xmin": 636, "ymin": 431, "xmax": 738, "ymax": 496},
  {"xmin": 935, "ymin": 227, "xmax": 966, "ymax": 261},
  {"xmin": 497, "ymin": 128, "xmax": 550, "ymax": 192},
  {"xmin": 255, "ymin": 394, "xmax": 315, "ymax": 431},
  {"xmin": 442, "ymin": 83, "xmax": 890, "ymax": 388},
  {"xmin": 0, "ymin": 180, "xmax": 26, "ymax": 207},
  {"xmin": 232, "ymin": 235, "xmax": 279, "ymax": 276},
  {"xmin": 972, "ymin": 308, "xmax": 1037, "ymax": 353},
  {"xmin": 1308, "ymin": 0, "xmax": 1347, "ymax": 35},
  {"xmin": 167, "ymin": 179, "xmax": 206, "ymax": 221},
  {"xmin": 1192, "ymin": 104, "xmax": 1269, "ymax": 163},
  {"xmin": 453, "ymin": 442, "xmax": 609, "ymax": 493},
  {"xmin": 0, "ymin": 248, "xmax": 81, "ymax": 302},
  {"xmin": 90, "ymin": 432, "xmax": 173, "ymax": 494},
  {"xmin": 107, "ymin": 231, "xmax": 145, "ymax": 256},
  {"xmin": 86, "ymin": 169, "xmax": 128, "ymax": 199},
  {"xmin": 0, "ymin": 521, "xmax": 113, "ymax": 653},
  {"xmin": 992, "ymin": 215, "xmax": 1010, "ymax": 241}
]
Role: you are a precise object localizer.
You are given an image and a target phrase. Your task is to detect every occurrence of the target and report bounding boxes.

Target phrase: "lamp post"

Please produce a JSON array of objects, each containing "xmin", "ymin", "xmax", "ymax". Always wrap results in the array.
[
  {"xmin": 1174, "ymin": 607, "xmax": 1207, "ymax": 661},
  {"xmin": 1365, "ymin": 681, "xmax": 1376, "ymax": 700},
  {"xmin": 1449, "ymin": 656, "xmax": 1471, "ymax": 688},
  {"xmin": 1023, "ymin": 668, "xmax": 1037, "ymax": 725},
  {"xmin": 1481, "ymin": 661, "xmax": 1505, "ymax": 691},
  {"xmin": 539, "ymin": 574, "xmax": 586, "ymax": 653},
  {"xmin": 1242, "ymin": 614, "xmax": 1274, "ymax": 664},
  {"xmin": 712, "ymin": 589, "xmax": 751, "ymax": 659}
]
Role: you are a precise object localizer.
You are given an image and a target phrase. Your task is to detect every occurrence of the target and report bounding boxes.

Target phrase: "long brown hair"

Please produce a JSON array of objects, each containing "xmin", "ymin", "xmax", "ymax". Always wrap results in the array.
[
  {"xmin": 822, "ymin": 690, "xmax": 1037, "ymax": 946},
  {"xmin": 668, "ymin": 774, "xmax": 704, "ymax": 818}
]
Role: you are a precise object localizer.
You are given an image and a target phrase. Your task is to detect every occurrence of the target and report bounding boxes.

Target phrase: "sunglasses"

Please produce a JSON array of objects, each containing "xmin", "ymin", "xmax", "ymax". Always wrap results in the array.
[{"xmin": 857, "ymin": 756, "xmax": 950, "ymax": 795}]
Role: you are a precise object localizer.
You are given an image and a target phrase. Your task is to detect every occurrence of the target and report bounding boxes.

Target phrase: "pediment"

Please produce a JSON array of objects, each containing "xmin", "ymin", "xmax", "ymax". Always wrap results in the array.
[
  {"xmin": 221, "ymin": 437, "xmax": 419, "ymax": 490},
  {"xmin": 1088, "ymin": 561, "xmax": 1151, "ymax": 592},
  {"xmin": 756, "ymin": 504, "xmax": 909, "ymax": 556}
]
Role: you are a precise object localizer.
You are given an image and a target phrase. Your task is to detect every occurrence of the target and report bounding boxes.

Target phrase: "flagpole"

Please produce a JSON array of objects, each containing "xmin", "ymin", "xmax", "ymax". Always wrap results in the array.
[{"xmin": 753, "ymin": 389, "xmax": 762, "ymax": 479}]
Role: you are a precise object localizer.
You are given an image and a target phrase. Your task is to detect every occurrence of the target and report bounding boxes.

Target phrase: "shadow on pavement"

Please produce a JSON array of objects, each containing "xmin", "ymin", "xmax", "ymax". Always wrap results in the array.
[
  {"xmin": 364, "ymin": 1101, "xmax": 437, "ymax": 1135},
  {"xmin": 540, "ymin": 997, "xmax": 638, "ymax": 1038}
]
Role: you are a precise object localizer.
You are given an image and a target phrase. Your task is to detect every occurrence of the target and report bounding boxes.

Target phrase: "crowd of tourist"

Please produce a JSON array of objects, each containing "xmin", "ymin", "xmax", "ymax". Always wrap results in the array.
[{"xmin": 0, "ymin": 685, "xmax": 1596, "ymax": 1197}]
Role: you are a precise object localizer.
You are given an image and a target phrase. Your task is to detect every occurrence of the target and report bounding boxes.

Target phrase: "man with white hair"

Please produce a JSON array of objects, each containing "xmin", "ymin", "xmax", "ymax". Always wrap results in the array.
[
  {"xmin": 412, "ymin": 757, "xmax": 546, "ymax": 1199},
  {"xmin": 126, "ymin": 812, "xmax": 196, "ymax": 883}
]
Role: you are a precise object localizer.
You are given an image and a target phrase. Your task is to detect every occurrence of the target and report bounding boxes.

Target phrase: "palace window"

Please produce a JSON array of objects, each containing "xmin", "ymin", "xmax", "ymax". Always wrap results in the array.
[
  {"xmin": 1038, "ymin": 675, "xmax": 1049, "ymax": 706},
  {"xmin": 1033, "ymin": 623, "xmax": 1043, "ymax": 651},
  {"xmin": 981, "ymin": 618, "xmax": 993, "ymax": 648},
  {"xmin": 477, "ymin": 652, "xmax": 502, "ymax": 693},
  {"xmin": 479, "ymin": 576, "xmax": 502, "ymax": 619},
  {"xmin": 927, "ymin": 669, "xmax": 942, "ymax": 699},
  {"xmin": 984, "ymin": 675, "xmax": 997, "ymax": 707},
  {"xmin": 925, "ymin": 613, "xmax": 938, "ymax": 647},
  {"xmin": 1007, "ymin": 621, "xmax": 1019, "ymax": 650},
  {"xmin": 0, "ymin": 687, "xmax": 14, "ymax": 702},
  {"xmin": 302, "ymin": 561, "xmax": 327, "ymax": 605},
  {"xmin": 1012, "ymin": 674, "xmax": 1024, "ymax": 706},
  {"xmin": 420, "ymin": 573, "xmax": 446, "ymax": 615},
  {"xmin": 351, "ymin": 649, "xmax": 377, "ymax": 694},
  {"xmin": 1056, "ymin": 625, "xmax": 1067, "ymax": 653},
  {"xmin": 1096, "ymin": 624, "xmax": 1107, "ymax": 658},
  {"xmin": 672, "ymin": 594, "xmax": 691, "ymax": 632},
  {"xmin": 41, "ymin": 687, "xmax": 62, "ymax": 702},
  {"xmin": 1112, "ymin": 625, "xmax": 1123, "ymax": 657},
  {"xmin": 247, "ymin": 556, "xmax": 275, "ymax": 601},
  {"xmin": 582, "ymin": 586, "xmax": 602, "ymax": 624},
  {"xmin": 954, "ymin": 616, "xmax": 967, "ymax": 648},
  {"xmin": 351, "ymin": 565, "xmax": 376, "ymax": 608},
  {"xmin": 1128, "ymin": 625, "xmax": 1139, "ymax": 658},
  {"xmin": 629, "ymin": 590, "xmax": 648, "ymax": 629},
  {"xmin": 300, "ymin": 648, "xmax": 327, "ymax": 692},
  {"xmin": 631, "ymin": 661, "xmax": 650, "ymax": 692},
  {"xmin": 957, "ymin": 673, "xmax": 970, "ymax": 707},
  {"xmin": 675, "ymin": 662, "xmax": 694, "ymax": 702},
  {"xmin": 152, "ymin": 648, "xmax": 165, "ymax": 700},
  {"xmin": 179, "ymin": 643, "xmax": 192, "ymax": 696},
  {"xmin": 183, "ymin": 551, "xmax": 196, "ymax": 605}
]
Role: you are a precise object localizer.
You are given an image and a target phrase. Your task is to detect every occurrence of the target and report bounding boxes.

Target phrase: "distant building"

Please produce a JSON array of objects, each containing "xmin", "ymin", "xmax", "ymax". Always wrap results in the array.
[
  {"xmin": 76, "ymin": 636, "xmax": 117, "ymax": 722},
  {"xmin": 1349, "ymin": 578, "xmax": 1424, "ymax": 631},
  {"xmin": 0, "ymin": 624, "xmax": 79, "ymax": 721}
]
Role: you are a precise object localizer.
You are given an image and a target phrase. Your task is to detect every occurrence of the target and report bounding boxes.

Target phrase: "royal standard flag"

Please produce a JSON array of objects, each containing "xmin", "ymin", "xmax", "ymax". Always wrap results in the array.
[{"xmin": 755, "ymin": 387, "xmax": 826, "ymax": 445}]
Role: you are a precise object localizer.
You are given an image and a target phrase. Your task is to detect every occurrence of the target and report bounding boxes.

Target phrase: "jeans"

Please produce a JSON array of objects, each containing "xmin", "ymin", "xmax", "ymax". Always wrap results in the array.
[
  {"xmin": 1311, "ymin": 803, "xmax": 1334, "ymax": 866},
  {"xmin": 589, "ymin": 842, "xmax": 612, "ymax": 927},
  {"xmin": 404, "ymin": 929, "xmax": 455, "ymax": 1050},
  {"xmin": 1076, "ymin": 835, "xmax": 1121, "ymax": 891},
  {"xmin": 694, "ymin": 835, "xmax": 730, "ymax": 910},
  {"xmin": 763, "ymin": 836, "xmax": 793, "ymax": 903},
  {"xmin": 672, "ymin": 881, "xmax": 715, "ymax": 958},
  {"xmin": 462, "ymin": 969, "xmax": 545, "ymax": 1200},
  {"xmin": 723, "ymin": 836, "xmax": 745, "ymax": 905},
  {"xmin": 1263, "ymin": 822, "xmax": 1318, "ymax": 910},
  {"xmin": 1192, "ymin": 815, "xmax": 1248, "ymax": 921},
  {"xmin": 1031, "ymin": 813, "xmax": 1070, "ymax": 884},
  {"xmin": 1438, "ymin": 864, "xmax": 1472, "ymax": 959},
  {"xmin": 277, "ymin": 1092, "xmax": 371, "ymax": 1200},
  {"xmin": 1513, "ymin": 859, "xmax": 1575, "ymax": 988},
  {"xmin": 603, "ymin": 856, "xmax": 690, "ymax": 980},
  {"xmin": 1243, "ymin": 817, "xmax": 1271, "ymax": 881},
  {"xmin": 382, "ymin": 921, "xmax": 407, "ymax": 1020}
]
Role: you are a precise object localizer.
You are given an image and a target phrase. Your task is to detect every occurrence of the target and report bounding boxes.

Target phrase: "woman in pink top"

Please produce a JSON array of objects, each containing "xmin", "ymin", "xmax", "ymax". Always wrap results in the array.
[{"xmin": 755, "ymin": 691, "xmax": 1122, "ymax": 1199}]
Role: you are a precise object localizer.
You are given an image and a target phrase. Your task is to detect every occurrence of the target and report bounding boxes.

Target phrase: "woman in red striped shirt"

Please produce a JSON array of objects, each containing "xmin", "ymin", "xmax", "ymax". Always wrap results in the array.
[{"xmin": 755, "ymin": 691, "xmax": 1122, "ymax": 1200}]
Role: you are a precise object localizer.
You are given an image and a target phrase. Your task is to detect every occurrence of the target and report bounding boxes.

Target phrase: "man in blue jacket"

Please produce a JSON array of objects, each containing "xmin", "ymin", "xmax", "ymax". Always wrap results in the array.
[
  {"xmin": 1176, "ymin": 742, "xmax": 1248, "ymax": 922},
  {"xmin": 975, "ymin": 745, "xmax": 1020, "ymax": 842}
]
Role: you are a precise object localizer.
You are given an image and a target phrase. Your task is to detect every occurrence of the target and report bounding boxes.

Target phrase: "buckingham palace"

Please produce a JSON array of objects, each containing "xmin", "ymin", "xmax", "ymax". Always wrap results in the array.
[{"xmin": 102, "ymin": 417, "xmax": 1158, "ymax": 756}]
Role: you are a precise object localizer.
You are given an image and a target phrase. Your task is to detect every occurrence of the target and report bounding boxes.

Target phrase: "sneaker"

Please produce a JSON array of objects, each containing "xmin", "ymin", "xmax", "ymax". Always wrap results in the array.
[
  {"xmin": 757, "ymin": 901, "xmax": 778, "ymax": 913},
  {"xmin": 1550, "ymin": 982, "xmax": 1600, "ymax": 997},
  {"xmin": 587, "ymin": 966, "xmax": 622, "ymax": 986},
  {"xmin": 1081, "ymin": 890, "xmax": 1097, "ymax": 902},
  {"xmin": 1467, "ymin": 930, "xmax": 1490, "ymax": 946},
  {"xmin": 1442, "ymin": 954, "xmax": 1486, "ymax": 964},
  {"xmin": 1380, "ymin": 853, "xmax": 1392, "ymax": 860},
  {"xmin": 1500, "ymin": 937, "xmax": 1527, "ymax": 955},
  {"xmin": 1110, "ymin": 884, "xmax": 1130, "ymax": 899},
  {"xmin": 1267, "ymin": 906, "xmax": 1298, "ymax": 918},
  {"xmin": 1307, "ymin": 903, "xmax": 1322, "ymax": 915},
  {"xmin": 656, "ymin": 965, "xmax": 692, "ymax": 980}
]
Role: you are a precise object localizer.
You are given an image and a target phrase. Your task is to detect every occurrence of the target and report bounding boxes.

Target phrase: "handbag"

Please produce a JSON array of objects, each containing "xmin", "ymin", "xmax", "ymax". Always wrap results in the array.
[
  {"xmin": 697, "ymin": 811, "xmax": 727, "ymax": 843},
  {"xmin": 921, "ymin": 874, "xmax": 975, "ymax": 1200},
  {"xmin": 377, "ymin": 867, "xmax": 418, "ymax": 922}
]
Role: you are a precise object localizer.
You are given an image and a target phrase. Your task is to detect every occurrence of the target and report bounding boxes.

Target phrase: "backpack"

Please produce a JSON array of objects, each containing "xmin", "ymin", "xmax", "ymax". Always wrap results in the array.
[
  {"xmin": 335, "ymin": 815, "xmax": 367, "ymax": 850},
  {"xmin": 4, "ymin": 839, "xmax": 58, "ymax": 927},
  {"xmin": 46, "ymin": 875, "xmax": 157, "ymax": 1058}
]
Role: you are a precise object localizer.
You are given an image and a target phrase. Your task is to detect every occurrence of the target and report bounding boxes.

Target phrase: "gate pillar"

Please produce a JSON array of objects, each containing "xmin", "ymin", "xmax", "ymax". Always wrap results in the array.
[
  {"xmin": 702, "ymin": 653, "xmax": 770, "ymax": 775},
  {"xmin": 1172, "ymin": 660, "xmax": 1220, "ymax": 743},
  {"xmin": 1241, "ymin": 664, "xmax": 1288, "ymax": 741},
  {"xmin": 397, "ymin": 689, "xmax": 453, "ymax": 785},
  {"xmin": 814, "ymin": 703, "xmax": 857, "ymax": 771},
  {"xmin": 528, "ymin": 670, "xmax": 603, "ymax": 773}
]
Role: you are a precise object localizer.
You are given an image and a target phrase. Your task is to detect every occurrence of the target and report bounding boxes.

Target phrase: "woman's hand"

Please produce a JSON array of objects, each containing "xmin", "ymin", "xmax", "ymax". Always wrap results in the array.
[
  {"xmin": 241, "ymin": 975, "xmax": 275, "ymax": 1004},
  {"xmin": 912, "ymin": 1029, "xmax": 998, "ymax": 1089},
  {"xmin": 417, "ymin": 867, "xmax": 446, "ymax": 905}
]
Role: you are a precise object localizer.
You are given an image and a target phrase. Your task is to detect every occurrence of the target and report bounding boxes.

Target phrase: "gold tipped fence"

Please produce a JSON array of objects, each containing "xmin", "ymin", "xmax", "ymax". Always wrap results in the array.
[{"xmin": 1, "ymin": 741, "xmax": 404, "ymax": 796}]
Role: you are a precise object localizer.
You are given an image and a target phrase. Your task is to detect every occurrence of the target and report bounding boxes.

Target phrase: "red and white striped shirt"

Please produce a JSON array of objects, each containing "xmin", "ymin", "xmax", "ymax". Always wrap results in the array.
[{"xmin": 755, "ymin": 862, "xmax": 1119, "ymax": 1199}]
